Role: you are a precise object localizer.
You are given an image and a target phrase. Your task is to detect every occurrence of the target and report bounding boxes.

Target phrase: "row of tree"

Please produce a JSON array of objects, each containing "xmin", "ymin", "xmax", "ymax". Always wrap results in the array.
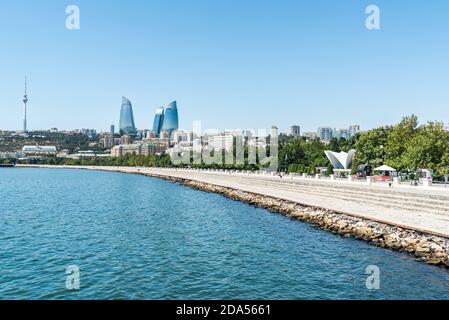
[
  {"xmin": 279, "ymin": 115, "xmax": 449, "ymax": 177},
  {"xmin": 15, "ymin": 115, "xmax": 449, "ymax": 177},
  {"xmin": 353, "ymin": 115, "xmax": 449, "ymax": 176},
  {"xmin": 0, "ymin": 158, "xmax": 16, "ymax": 165},
  {"xmin": 0, "ymin": 131, "xmax": 101, "ymax": 154},
  {"xmin": 19, "ymin": 154, "xmax": 172, "ymax": 168},
  {"xmin": 279, "ymin": 135, "xmax": 356, "ymax": 174}
]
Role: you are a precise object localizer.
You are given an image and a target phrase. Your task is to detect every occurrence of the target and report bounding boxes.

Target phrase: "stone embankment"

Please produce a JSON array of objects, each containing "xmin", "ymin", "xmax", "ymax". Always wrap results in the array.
[{"xmin": 148, "ymin": 173, "xmax": 449, "ymax": 267}]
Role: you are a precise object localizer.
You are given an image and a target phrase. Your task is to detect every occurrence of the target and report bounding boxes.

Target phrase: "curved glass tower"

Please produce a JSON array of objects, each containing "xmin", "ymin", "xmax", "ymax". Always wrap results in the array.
[
  {"xmin": 162, "ymin": 101, "xmax": 179, "ymax": 134},
  {"xmin": 119, "ymin": 97, "xmax": 137, "ymax": 136},
  {"xmin": 152, "ymin": 107, "xmax": 165, "ymax": 137}
]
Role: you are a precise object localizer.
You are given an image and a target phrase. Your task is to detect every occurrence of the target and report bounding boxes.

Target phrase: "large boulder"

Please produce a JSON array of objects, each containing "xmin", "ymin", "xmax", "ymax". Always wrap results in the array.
[
  {"xmin": 415, "ymin": 246, "xmax": 431, "ymax": 257},
  {"xmin": 356, "ymin": 226, "xmax": 374, "ymax": 238}
]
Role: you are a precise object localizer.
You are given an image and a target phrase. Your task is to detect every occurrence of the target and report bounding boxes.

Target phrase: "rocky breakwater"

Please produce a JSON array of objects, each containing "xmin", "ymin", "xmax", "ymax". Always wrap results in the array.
[{"xmin": 147, "ymin": 173, "xmax": 449, "ymax": 267}]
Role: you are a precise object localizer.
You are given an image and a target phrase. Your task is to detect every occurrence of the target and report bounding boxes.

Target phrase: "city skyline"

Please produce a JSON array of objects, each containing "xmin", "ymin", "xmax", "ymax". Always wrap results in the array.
[
  {"xmin": 1, "ymin": 1, "xmax": 448, "ymax": 133},
  {"xmin": 0, "ymin": 88, "xmax": 366, "ymax": 138},
  {"xmin": 6, "ymin": 87, "xmax": 369, "ymax": 136}
]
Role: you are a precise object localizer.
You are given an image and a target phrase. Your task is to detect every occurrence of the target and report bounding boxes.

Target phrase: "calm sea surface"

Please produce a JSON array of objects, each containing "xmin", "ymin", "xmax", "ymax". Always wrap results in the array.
[{"xmin": 1, "ymin": 168, "xmax": 448, "ymax": 299}]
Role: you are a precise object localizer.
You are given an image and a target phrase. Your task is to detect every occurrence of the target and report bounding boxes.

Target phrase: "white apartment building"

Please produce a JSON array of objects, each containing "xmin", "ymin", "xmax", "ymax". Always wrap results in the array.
[
  {"xmin": 208, "ymin": 135, "xmax": 234, "ymax": 152},
  {"xmin": 22, "ymin": 145, "xmax": 57, "ymax": 155}
]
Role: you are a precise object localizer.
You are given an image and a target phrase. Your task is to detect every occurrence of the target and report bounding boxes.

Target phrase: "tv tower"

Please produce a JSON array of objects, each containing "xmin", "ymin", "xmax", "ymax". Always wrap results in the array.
[{"xmin": 22, "ymin": 76, "xmax": 28, "ymax": 132}]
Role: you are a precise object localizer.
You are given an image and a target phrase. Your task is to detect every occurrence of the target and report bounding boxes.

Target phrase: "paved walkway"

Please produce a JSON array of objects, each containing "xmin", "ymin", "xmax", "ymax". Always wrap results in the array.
[{"xmin": 18, "ymin": 165, "xmax": 449, "ymax": 238}]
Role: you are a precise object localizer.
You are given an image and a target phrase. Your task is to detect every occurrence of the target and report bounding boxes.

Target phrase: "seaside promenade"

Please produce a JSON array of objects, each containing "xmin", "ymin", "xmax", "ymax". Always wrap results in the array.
[{"xmin": 18, "ymin": 165, "xmax": 449, "ymax": 238}]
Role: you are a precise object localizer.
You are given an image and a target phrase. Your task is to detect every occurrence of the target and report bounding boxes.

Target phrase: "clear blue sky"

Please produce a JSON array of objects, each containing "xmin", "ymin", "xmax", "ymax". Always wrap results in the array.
[{"xmin": 0, "ymin": 0, "xmax": 448, "ymax": 133}]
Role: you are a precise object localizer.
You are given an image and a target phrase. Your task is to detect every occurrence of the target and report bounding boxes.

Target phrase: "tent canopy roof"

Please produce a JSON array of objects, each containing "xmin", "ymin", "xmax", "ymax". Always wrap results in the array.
[{"xmin": 373, "ymin": 165, "xmax": 397, "ymax": 172}]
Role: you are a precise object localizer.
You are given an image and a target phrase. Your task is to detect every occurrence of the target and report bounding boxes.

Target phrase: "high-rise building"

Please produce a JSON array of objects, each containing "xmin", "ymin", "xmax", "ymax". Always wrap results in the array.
[
  {"xmin": 303, "ymin": 132, "xmax": 317, "ymax": 140},
  {"xmin": 291, "ymin": 125, "xmax": 301, "ymax": 137},
  {"xmin": 318, "ymin": 127, "xmax": 333, "ymax": 142},
  {"xmin": 208, "ymin": 135, "xmax": 234, "ymax": 152},
  {"xmin": 152, "ymin": 107, "xmax": 165, "ymax": 137},
  {"xmin": 162, "ymin": 101, "xmax": 179, "ymax": 134},
  {"xmin": 172, "ymin": 130, "xmax": 184, "ymax": 144},
  {"xmin": 152, "ymin": 101, "xmax": 179, "ymax": 139},
  {"xmin": 338, "ymin": 129, "xmax": 350, "ymax": 140},
  {"xmin": 271, "ymin": 126, "xmax": 279, "ymax": 138},
  {"xmin": 103, "ymin": 134, "xmax": 114, "ymax": 148},
  {"xmin": 160, "ymin": 131, "xmax": 169, "ymax": 139},
  {"xmin": 146, "ymin": 130, "xmax": 156, "ymax": 139},
  {"xmin": 181, "ymin": 132, "xmax": 194, "ymax": 142},
  {"xmin": 110, "ymin": 124, "xmax": 115, "ymax": 137},
  {"xmin": 121, "ymin": 135, "xmax": 131, "ymax": 145},
  {"xmin": 119, "ymin": 97, "xmax": 137, "ymax": 136},
  {"xmin": 111, "ymin": 141, "xmax": 169, "ymax": 157},
  {"xmin": 332, "ymin": 128, "xmax": 338, "ymax": 139},
  {"xmin": 349, "ymin": 125, "xmax": 361, "ymax": 137},
  {"xmin": 77, "ymin": 128, "xmax": 97, "ymax": 138}
]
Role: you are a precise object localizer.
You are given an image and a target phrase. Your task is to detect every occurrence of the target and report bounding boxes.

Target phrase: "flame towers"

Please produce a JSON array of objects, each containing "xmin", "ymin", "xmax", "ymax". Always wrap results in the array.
[
  {"xmin": 119, "ymin": 97, "xmax": 137, "ymax": 136},
  {"xmin": 117, "ymin": 98, "xmax": 178, "ymax": 138},
  {"xmin": 152, "ymin": 101, "xmax": 179, "ymax": 137},
  {"xmin": 152, "ymin": 107, "xmax": 165, "ymax": 137},
  {"xmin": 162, "ymin": 101, "xmax": 179, "ymax": 134}
]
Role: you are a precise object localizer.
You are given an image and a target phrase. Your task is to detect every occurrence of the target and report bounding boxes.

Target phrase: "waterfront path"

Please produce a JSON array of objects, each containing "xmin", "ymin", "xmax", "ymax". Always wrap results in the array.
[{"xmin": 18, "ymin": 165, "xmax": 449, "ymax": 238}]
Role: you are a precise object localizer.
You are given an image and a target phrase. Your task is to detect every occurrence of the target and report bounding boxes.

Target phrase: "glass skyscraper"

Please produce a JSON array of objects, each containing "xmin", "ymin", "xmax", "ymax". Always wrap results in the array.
[
  {"xmin": 152, "ymin": 107, "xmax": 165, "ymax": 137},
  {"xmin": 119, "ymin": 97, "xmax": 137, "ymax": 136},
  {"xmin": 161, "ymin": 101, "xmax": 179, "ymax": 134},
  {"xmin": 317, "ymin": 127, "xmax": 333, "ymax": 142}
]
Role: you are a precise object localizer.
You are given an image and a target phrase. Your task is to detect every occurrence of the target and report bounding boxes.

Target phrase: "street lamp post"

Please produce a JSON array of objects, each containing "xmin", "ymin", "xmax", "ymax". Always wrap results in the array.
[{"xmin": 380, "ymin": 127, "xmax": 385, "ymax": 165}]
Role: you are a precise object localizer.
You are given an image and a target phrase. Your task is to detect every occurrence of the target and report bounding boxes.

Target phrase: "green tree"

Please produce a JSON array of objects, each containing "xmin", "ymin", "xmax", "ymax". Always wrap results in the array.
[
  {"xmin": 401, "ymin": 122, "xmax": 449, "ymax": 175},
  {"xmin": 353, "ymin": 127, "xmax": 389, "ymax": 169},
  {"xmin": 438, "ymin": 151, "xmax": 449, "ymax": 177},
  {"xmin": 385, "ymin": 115, "xmax": 418, "ymax": 170},
  {"xmin": 328, "ymin": 138, "xmax": 341, "ymax": 152}
]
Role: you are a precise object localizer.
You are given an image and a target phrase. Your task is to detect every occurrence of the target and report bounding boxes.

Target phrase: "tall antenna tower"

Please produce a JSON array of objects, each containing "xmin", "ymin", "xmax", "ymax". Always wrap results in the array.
[{"xmin": 22, "ymin": 76, "xmax": 28, "ymax": 132}]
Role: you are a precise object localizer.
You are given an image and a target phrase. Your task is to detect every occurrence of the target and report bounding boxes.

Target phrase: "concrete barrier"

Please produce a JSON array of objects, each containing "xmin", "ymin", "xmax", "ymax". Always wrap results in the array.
[{"xmin": 423, "ymin": 180, "xmax": 432, "ymax": 188}]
